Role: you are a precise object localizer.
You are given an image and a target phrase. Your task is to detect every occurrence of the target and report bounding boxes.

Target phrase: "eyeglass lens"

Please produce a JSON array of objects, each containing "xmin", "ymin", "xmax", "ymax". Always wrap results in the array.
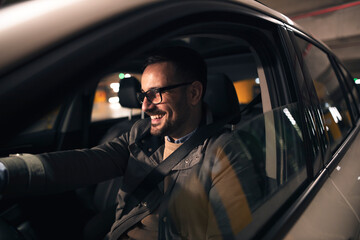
[
  {"xmin": 146, "ymin": 90, "xmax": 161, "ymax": 104},
  {"xmin": 137, "ymin": 82, "xmax": 192, "ymax": 105},
  {"xmin": 137, "ymin": 89, "xmax": 162, "ymax": 104}
]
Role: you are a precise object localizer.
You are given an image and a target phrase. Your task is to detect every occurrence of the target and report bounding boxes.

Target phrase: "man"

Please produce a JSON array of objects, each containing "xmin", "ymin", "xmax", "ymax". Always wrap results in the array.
[{"xmin": 0, "ymin": 46, "xmax": 256, "ymax": 239}]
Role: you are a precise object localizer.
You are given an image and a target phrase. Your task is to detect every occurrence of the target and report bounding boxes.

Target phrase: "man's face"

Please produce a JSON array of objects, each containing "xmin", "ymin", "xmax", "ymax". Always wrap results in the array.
[{"xmin": 141, "ymin": 62, "xmax": 192, "ymax": 138}]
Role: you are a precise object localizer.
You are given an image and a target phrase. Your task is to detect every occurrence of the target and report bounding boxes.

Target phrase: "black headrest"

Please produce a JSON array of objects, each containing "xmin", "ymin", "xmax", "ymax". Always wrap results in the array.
[
  {"xmin": 119, "ymin": 76, "xmax": 141, "ymax": 109},
  {"xmin": 204, "ymin": 74, "xmax": 240, "ymax": 124}
]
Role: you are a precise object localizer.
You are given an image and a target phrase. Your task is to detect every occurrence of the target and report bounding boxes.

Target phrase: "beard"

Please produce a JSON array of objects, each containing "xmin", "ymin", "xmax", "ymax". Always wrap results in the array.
[
  {"xmin": 148, "ymin": 102, "xmax": 190, "ymax": 138},
  {"xmin": 150, "ymin": 111, "xmax": 185, "ymax": 137},
  {"xmin": 150, "ymin": 118, "xmax": 171, "ymax": 137}
]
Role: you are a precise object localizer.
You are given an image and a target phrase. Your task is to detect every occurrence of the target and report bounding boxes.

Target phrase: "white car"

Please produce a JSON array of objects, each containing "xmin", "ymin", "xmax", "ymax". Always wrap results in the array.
[{"xmin": 0, "ymin": 0, "xmax": 359, "ymax": 239}]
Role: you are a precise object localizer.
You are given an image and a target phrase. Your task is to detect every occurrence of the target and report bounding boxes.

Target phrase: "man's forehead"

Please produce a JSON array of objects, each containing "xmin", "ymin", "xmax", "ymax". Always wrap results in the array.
[
  {"xmin": 141, "ymin": 62, "xmax": 177, "ymax": 89},
  {"xmin": 144, "ymin": 61, "xmax": 176, "ymax": 74}
]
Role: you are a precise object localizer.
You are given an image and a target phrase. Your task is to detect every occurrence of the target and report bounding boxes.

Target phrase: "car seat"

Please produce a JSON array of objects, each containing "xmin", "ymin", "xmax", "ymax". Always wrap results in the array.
[{"xmin": 204, "ymin": 73, "xmax": 241, "ymax": 124}]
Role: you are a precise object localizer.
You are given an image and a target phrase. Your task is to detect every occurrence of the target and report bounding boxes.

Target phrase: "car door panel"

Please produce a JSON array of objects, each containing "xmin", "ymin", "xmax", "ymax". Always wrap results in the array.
[
  {"xmin": 329, "ymin": 126, "xmax": 360, "ymax": 221},
  {"xmin": 284, "ymin": 174, "xmax": 360, "ymax": 240}
]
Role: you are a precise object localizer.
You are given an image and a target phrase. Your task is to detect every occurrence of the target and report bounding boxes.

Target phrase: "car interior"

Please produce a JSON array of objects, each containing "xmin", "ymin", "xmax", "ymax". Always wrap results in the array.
[{"xmin": 0, "ymin": 34, "xmax": 302, "ymax": 240}]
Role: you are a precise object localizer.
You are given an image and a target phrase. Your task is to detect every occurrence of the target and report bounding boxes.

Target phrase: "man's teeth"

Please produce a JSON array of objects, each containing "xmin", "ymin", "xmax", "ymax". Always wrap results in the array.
[{"xmin": 151, "ymin": 114, "xmax": 164, "ymax": 119}]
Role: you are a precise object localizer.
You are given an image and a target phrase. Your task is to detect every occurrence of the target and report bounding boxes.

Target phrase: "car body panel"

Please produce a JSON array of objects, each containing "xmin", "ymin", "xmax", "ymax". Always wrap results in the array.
[
  {"xmin": 284, "ymin": 125, "xmax": 360, "ymax": 239},
  {"xmin": 0, "ymin": 0, "xmax": 152, "ymax": 71},
  {"xmin": 0, "ymin": 0, "xmax": 290, "ymax": 138},
  {"xmin": 284, "ymin": 176, "xmax": 359, "ymax": 239},
  {"xmin": 329, "ymin": 125, "xmax": 360, "ymax": 221},
  {"xmin": 0, "ymin": 0, "xmax": 311, "ymax": 74}
]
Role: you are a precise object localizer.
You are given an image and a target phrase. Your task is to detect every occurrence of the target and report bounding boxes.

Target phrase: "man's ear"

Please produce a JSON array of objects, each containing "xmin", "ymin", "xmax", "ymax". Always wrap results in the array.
[{"xmin": 188, "ymin": 81, "xmax": 203, "ymax": 106}]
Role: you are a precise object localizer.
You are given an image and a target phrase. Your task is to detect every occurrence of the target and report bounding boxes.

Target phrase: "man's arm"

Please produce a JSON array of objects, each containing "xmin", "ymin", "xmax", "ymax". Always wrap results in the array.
[{"xmin": 0, "ymin": 133, "xmax": 130, "ymax": 196}]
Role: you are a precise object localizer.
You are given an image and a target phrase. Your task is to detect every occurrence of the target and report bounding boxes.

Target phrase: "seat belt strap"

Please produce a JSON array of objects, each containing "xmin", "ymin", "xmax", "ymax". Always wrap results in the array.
[{"xmin": 111, "ymin": 113, "xmax": 239, "ymax": 239}]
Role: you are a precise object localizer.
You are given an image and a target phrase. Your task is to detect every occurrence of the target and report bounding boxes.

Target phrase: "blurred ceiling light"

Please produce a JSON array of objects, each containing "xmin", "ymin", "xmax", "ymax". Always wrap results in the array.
[
  {"xmin": 110, "ymin": 103, "xmax": 120, "ymax": 110},
  {"xmin": 108, "ymin": 96, "xmax": 119, "ymax": 104},
  {"xmin": 329, "ymin": 107, "xmax": 342, "ymax": 123},
  {"xmin": 110, "ymin": 83, "xmax": 120, "ymax": 93},
  {"xmin": 119, "ymin": 73, "xmax": 131, "ymax": 79},
  {"xmin": 283, "ymin": 107, "xmax": 303, "ymax": 139}
]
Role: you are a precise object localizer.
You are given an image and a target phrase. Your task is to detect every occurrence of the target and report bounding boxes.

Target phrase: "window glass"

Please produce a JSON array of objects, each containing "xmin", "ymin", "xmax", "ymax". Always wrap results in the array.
[
  {"xmin": 295, "ymin": 36, "xmax": 353, "ymax": 151},
  {"xmin": 339, "ymin": 64, "xmax": 360, "ymax": 118},
  {"xmin": 91, "ymin": 73, "xmax": 142, "ymax": 122},
  {"xmin": 164, "ymin": 35, "xmax": 307, "ymax": 238},
  {"xmin": 202, "ymin": 38, "xmax": 264, "ymax": 118},
  {"xmin": 234, "ymin": 103, "xmax": 306, "ymax": 210},
  {"xmin": 168, "ymin": 104, "xmax": 307, "ymax": 238}
]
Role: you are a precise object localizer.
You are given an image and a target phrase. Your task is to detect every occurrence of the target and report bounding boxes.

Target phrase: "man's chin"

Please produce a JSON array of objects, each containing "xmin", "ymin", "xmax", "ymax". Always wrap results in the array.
[
  {"xmin": 150, "ymin": 125, "xmax": 164, "ymax": 137},
  {"xmin": 151, "ymin": 121, "xmax": 172, "ymax": 137}
]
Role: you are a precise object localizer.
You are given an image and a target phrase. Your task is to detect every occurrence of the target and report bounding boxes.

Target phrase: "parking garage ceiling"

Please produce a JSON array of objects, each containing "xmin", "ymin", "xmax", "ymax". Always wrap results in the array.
[{"xmin": 261, "ymin": 0, "xmax": 360, "ymax": 77}]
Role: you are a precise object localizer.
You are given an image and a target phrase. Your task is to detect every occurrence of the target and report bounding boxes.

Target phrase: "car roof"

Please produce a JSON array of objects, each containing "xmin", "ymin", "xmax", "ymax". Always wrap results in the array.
[
  {"xmin": 0, "ymin": 0, "xmax": 155, "ymax": 72},
  {"xmin": 0, "ymin": 0, "xmax": 307, "ymax": 73}
]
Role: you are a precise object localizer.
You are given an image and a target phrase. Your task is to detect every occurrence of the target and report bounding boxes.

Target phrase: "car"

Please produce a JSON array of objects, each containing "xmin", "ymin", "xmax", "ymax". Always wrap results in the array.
[{"xmin": 0, "ymin": 0, "xmax": 360, "ymax": 239}]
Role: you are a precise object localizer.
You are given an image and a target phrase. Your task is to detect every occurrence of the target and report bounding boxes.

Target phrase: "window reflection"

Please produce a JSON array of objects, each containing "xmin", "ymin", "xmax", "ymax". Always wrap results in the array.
[
  {"xmin": 167, "ymin": 104, "xmax": 307, "ymax": 238},
  {"xmin": 295, "ymin": 37, "xmax": 353, "ymax": 152}
]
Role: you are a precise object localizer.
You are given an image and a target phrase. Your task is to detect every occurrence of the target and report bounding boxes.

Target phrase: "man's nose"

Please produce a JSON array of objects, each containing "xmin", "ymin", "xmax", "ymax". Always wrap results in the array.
[{"xmin": 142, "ymin": 97, "xmax": 154, "ymax": 112}]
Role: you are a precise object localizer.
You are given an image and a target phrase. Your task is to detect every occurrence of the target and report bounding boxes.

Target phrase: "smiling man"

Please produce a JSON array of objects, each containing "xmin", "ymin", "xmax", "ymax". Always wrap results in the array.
[
  {"xmin": 0, "ymin": 46, "xmax": 255, "ymax": 240},
  {"xmin": 139, "ymin": 51, "xmax": 205, "ymax": 139},
  {"xmin": 117, "ymin": 46, "xmax": 207, "ymax": 239}
]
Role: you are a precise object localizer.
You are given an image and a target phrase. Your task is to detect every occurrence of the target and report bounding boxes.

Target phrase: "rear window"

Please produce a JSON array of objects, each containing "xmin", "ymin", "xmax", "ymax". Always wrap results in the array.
[
  {"xmin": 295, "ymin": 36, "xmax": 353, "ymax": 152},
  {"xmin": 91, "ymin": 73, "xmax": 142, "ymax": 122},
  {"xmin": 338, "ymin": 63, "xmax": 360, "ymax": 119}
]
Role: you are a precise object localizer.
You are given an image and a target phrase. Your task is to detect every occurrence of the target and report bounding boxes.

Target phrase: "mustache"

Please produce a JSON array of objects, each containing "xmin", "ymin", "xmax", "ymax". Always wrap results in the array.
[{"xmin": 145, "ymin": 109, "xmax": 165, "ymax": 115}]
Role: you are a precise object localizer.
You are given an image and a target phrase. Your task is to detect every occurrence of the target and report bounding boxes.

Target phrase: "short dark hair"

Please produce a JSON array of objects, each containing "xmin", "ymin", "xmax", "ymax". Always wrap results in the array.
[{"xmin": 144, "ymin": 46, "xmax": 207, "ymax": 98}]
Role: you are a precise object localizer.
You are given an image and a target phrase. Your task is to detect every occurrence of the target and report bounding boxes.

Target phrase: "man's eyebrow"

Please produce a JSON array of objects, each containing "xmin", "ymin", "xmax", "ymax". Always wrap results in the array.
[
  {"xmin": 140, "ymin": 87, "xmax": 156, "ymax": 92},
  {"xmin": 148, "ymin": 86, "xmax": 162, "ymax": 90}
]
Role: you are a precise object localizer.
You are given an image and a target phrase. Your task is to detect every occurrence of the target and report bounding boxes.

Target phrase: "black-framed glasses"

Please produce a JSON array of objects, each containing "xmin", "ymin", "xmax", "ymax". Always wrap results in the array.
[{"xmin": 137, "ymin": 82, "xmax": 193, "ymax": 105}]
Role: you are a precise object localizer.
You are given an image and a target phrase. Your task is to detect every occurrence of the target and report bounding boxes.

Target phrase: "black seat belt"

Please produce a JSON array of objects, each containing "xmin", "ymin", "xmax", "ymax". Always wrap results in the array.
[
  {"xmin": 111, "ymin": 113, "xmax": 239, "ymax": 239},
  {"xmin": 130, "ymin": 117, "xmax": 227, "ymax": 205}
]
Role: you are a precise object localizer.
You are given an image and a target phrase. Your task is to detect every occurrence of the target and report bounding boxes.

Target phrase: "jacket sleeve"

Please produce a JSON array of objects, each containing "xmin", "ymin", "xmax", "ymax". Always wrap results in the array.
[{"xmin": 0, "ymin": 132, "xmax": 130, "ymax": 195}]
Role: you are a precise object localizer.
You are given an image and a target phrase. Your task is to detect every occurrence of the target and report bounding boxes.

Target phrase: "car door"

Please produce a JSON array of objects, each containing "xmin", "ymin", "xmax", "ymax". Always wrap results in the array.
[{"xmin": 282, "ymin": 26, "xmax": 360, "ymax": 240}]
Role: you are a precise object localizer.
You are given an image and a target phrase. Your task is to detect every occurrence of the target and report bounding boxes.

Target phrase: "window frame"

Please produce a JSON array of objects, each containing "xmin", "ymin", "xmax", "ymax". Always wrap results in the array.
[
  {"xmin": 334, "ymin": 58, "xmax": 360, "ymax": 118},
  {"xmin": 148, "ymin": 16, "xmax": 313, "ymax": 240},
  {"xmin": 114, "ymin": 12, "xmax": 311, "ymax": 240},
  {"xmin": 292, "ymin": 33, "xmax": 355, "ymax": 152},
  {"xmin": 266, "ymin": 25, "xmax": 360, "ymax": 240}
]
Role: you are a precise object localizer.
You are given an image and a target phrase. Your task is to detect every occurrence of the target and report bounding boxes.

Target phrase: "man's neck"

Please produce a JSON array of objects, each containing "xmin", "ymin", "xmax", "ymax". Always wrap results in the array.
[{"xmin": 166, "ymin": 128, "xmax": 197, "ymax": 144}]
